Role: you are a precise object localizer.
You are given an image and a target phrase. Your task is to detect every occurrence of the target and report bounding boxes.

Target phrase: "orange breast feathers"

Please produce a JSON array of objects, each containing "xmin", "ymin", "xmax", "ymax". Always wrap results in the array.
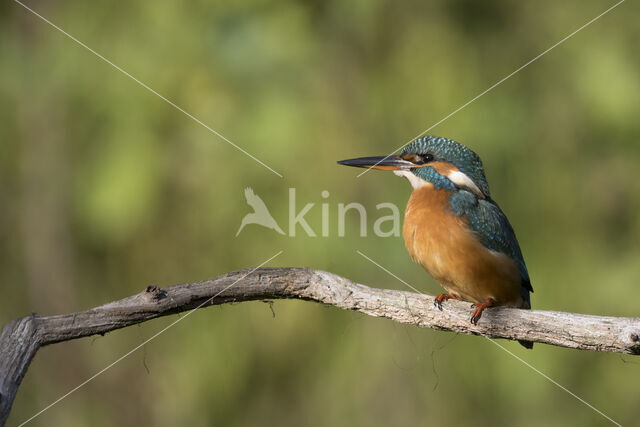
[{"xmin": 402, "ymin": 185, "xmax": 525, "ymax": 307}]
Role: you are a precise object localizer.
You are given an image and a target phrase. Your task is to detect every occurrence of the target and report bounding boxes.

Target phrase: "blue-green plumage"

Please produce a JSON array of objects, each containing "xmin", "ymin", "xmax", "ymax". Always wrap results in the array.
[
  {"xmin": 411, "ymin": 165, "xmax": 457, "ymax": 192},
  {"xmin": 402, "ymin": 136, "xmax": 532, "ymax": 305},
  {"xmin": 337, "ymin": 136, "xmax": 534, "ymax": 347},
  {"xmin": 403, "ymin": 136, "xmax": 491, "ymax": 196}
]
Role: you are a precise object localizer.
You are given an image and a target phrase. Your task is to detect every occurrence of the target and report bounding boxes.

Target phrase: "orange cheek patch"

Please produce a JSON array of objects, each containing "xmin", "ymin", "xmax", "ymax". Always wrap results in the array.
[
  {"xmin": 400, "ymin": 154, "xmax": 422, "ymax": 163},
  {"xmin": 399, "ymin": 156, "xmax": 460, "ymax": 174},
  {"xmin": 427, "ymin": 161, "xmax": 459, "ymax": 175}
]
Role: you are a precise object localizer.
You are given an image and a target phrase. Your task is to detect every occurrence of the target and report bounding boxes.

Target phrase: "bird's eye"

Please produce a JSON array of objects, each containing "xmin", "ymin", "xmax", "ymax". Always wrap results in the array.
[
  {"xmin": 411, "ymin": 153, "xmax": 433, "ymax": 164},
  {"xmin": 401, "ymin": 153, "xmax": 434, "ymax": 165},
  {"xmin": 420, "ymin": 153, "xmax": 434, "ymax": 163}
]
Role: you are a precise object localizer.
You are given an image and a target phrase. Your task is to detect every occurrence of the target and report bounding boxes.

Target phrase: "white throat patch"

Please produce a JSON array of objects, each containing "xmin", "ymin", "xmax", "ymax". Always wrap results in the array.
[{"xmin": 393, "ymin": 170, "xmax": 430, "ymax": 189}]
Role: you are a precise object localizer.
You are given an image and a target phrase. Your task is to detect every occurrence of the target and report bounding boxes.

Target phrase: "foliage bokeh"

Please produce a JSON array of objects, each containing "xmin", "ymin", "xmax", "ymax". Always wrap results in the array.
[{"xmin": 1, "ymin": 0, "xmax": 639, "ymax": 425}]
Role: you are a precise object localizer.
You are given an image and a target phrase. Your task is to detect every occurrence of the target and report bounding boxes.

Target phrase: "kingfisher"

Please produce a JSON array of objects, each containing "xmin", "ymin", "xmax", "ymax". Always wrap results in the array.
[{"xmin": 338, "ymin": 136, "xmax": 533, "ymax": 348}]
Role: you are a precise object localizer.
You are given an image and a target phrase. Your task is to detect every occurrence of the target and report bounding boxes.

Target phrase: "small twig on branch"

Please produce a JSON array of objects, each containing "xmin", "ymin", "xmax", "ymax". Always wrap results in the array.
[{"xmin": 1, "ymin": 267, "xmax": 639, "ymax": 425}]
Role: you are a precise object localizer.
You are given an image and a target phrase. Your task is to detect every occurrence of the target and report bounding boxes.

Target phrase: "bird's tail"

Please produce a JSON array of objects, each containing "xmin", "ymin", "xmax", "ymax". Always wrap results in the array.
[
  {"xmin": 518, "ymin": 293, "xmax": 533, "ymax": 349},
  {"xmin": 518, "ymin": 340, "xmax": 534, "ymax": 349}
]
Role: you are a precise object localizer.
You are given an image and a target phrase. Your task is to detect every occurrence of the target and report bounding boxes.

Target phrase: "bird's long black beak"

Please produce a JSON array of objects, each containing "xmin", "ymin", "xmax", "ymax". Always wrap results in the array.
[{"xmin": 337, "ymin": 155, "xmax": 415, "ymax": 171}]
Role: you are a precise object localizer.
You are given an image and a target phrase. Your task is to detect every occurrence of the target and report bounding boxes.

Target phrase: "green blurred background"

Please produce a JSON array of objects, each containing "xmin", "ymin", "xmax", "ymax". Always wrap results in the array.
[{"xmin": 2, "ymin": 0, "xmax": 639, "ymax": 425}]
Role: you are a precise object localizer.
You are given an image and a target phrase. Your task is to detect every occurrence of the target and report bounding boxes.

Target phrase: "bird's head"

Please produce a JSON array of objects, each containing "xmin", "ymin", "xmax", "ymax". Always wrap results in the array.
[{"xmin": 338, "ymin": 136, "xmax": 490, "ymax": 198}]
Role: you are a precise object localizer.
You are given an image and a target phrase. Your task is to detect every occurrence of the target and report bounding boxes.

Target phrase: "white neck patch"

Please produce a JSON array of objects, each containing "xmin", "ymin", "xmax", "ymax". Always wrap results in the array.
[{"xmin": 445, "ymin": 170, "xmax": 485, "ymax": 198}]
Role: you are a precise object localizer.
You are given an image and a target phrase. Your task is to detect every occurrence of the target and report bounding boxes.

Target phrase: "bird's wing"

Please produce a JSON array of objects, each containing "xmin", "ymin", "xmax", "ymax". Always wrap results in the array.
[
  {"xmin": 450, "ymin": 191, "xmax": 532, "ymax": 292},
  {"xmin": 244, "ymin": 187, "xmax": 256, "ymax": 201}
]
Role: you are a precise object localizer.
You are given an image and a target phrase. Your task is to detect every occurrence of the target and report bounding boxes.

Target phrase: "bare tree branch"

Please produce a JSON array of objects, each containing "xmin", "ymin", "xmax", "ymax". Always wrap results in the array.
[{"xmin": 2, "ymin": 267, "xmax": 639, "ymax": 425}]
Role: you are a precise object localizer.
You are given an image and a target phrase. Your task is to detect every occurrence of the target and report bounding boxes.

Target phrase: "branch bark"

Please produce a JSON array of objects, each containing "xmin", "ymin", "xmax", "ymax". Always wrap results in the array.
[{"xmin": 2, "ymin": 267, "xmax": 639, "ymax": 425}]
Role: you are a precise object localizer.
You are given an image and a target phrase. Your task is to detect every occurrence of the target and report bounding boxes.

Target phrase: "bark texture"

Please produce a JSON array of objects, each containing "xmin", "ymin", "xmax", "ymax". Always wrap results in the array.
[{"xmin": 2, "ymin": 267, "xmax": 639, "ymax": 425}]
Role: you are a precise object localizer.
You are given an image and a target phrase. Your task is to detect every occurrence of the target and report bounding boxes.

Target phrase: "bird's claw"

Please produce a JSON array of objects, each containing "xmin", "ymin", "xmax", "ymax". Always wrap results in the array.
[
  {"xmin": 470, "ymin": 313, "xmax": 481, "ymax": 325},
  {"xmin": 434, "ymin": 294, "xmax": 451, "ymax": 311},
  {"xmin": 434, "ymin": 294, "xmax": 463, "ymax": 311},
  {"xmin": 469, "ymin": 298, "xmax": 495, "ymax": 326}
]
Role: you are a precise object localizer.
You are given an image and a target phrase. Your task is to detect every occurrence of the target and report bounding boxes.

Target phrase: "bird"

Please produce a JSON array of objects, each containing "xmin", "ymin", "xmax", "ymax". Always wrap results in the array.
[
  {"xmin": 236, "ymin": 187, "xmax": 285, "ymax": 236},
  {"xmin": 338, "ymin": 136, "xmax": 533, "ymax": 348}
]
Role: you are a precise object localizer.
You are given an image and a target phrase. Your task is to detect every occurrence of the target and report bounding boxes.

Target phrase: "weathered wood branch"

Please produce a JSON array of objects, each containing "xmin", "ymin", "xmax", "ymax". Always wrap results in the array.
[{"xmin": 1, "ymin": 267, "xmax": 639, "ymax": 425}]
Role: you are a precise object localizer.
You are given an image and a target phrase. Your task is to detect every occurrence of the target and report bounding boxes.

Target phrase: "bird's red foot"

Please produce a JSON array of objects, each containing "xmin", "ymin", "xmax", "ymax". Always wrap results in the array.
[
  {"xmin": 434, "ymin": 293, "xmax": 462, "ymax": 310},
  {"xmin": 470, "ymin": 298, "xmax": 495, "ymax": 325}
]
